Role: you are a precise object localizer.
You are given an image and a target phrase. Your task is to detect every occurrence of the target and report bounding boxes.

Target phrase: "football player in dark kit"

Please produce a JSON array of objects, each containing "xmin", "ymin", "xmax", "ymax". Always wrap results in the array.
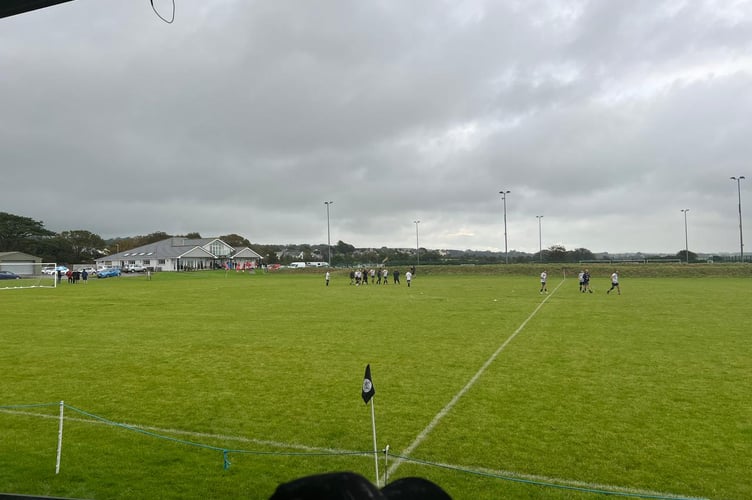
[{"xmin": 582, "ymin": 269, "xmax": 593, "ymax": 293}]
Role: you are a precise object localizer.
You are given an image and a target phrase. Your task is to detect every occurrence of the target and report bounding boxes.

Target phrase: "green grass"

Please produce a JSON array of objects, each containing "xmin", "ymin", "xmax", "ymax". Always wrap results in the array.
[{"xmin": 1, "ymin": 270, "xmax": 750, "ymax": 499}]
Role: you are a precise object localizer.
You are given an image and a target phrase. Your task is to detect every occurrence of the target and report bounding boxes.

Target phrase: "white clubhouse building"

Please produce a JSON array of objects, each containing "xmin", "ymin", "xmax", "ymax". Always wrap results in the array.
[{"xmin": 95, "ymin": 237, "xmax": 263, "ymax": 272}]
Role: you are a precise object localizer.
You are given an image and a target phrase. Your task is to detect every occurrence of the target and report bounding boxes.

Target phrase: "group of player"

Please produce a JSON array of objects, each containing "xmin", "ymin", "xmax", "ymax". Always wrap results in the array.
[
  {"xmin": 325, "ymin": 267, "xmax": 415, "ymax": 287},
  {"xmin": 539, "ymin": 269, "xmax": 621, "ymax": 295}
]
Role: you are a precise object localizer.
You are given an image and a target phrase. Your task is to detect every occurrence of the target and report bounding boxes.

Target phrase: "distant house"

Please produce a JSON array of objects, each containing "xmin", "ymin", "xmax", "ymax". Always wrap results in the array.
[
  {"xmin": 95, "ymin": 237, "xmax": 263, "ymax": 272},
  {"xmin": 0, "ymin": 251, "xmax": 43, "ymax": 275},
  {"xmin": 276, "ymin": 249, "xmax": 305, "ymax": 261}
]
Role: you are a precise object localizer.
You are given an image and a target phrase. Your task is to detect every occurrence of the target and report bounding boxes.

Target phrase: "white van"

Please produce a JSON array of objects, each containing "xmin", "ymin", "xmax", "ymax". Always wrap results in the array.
[{"xmin": 288, "ymin": 262, "xmax": 306, "ymax": 269}]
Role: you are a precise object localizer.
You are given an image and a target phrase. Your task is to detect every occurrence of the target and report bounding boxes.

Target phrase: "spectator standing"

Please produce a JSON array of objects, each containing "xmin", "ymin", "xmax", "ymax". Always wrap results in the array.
[{"xmin": 393, "ymin": 269, "xmax": 400, "ymax": 284}]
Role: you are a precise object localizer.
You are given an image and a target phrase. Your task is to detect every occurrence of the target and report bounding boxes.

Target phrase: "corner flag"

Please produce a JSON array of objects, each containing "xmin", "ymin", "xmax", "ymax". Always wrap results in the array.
[{"xmin": 362, "ymin": 364, "xmax": 375, "ymax": 404}]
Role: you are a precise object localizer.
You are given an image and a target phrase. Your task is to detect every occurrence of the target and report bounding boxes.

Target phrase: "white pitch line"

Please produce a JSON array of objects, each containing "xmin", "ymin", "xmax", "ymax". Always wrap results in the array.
[{"xmin": 386, "ymin": 279, "xmax": 565, "ymax": 479}]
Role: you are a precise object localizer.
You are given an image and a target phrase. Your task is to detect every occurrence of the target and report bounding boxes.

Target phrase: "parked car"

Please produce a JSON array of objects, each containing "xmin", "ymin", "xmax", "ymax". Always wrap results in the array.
[
  {"xmin": 41, "ymin": 266, "xmax": 69, "ymax": 275},
  {"xmin": 0, "ymin": 271, "xmax": 21, "ymax": 280},
  {"xmin": 124, "ymin": 264, "xmax": 146, "ymax": 273},
  {"xmin": 96, "ymin": 268, "xmax": 121, "ymax": 278}
]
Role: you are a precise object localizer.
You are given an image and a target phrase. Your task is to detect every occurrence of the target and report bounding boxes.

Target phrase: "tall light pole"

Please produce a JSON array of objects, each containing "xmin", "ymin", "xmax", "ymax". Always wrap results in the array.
[
  {"xmin": 414, "ymin": 220, "xmax": 420, "ymax": 268},
  {"xmin": 324, "ymin": 201, "xmax": 333, "ymax": 266},
  {"xmin": 499, "ymin": 190, "xmax": 510, "ymax": 264},
  {"xmin": 681, "ymin": 209, "xmax": 690, "ymax": 264},
  {"xmin": 730, "ymin": 176, "xmax": 745, "ymax": 262},
  {"xmin": 536, "ymin": 215, "xmax": 543, "ymax": 263}
]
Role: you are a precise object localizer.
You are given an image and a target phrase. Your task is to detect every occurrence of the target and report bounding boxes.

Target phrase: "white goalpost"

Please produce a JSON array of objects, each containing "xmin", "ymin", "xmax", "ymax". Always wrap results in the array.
[{"xmin": 0, "ymin": 262, "xmax": 59, "ymax": 290}]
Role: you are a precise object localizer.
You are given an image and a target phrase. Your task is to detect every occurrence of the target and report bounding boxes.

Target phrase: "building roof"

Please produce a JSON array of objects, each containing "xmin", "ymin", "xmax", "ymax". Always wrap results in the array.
[
  {"xmin": 0, "ymin": 251, "xmax": 42, "ymax": 262},
  {"xmin": 95, "ymin": 237, "xmax": 262, "ymax": 262},
  {"xmin": 233, "ymin": 247, "xmax": 263, "ymax": 259}
]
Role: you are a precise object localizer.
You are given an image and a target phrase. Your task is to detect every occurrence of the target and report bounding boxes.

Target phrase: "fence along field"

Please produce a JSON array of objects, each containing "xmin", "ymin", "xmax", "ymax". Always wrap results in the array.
[{"xmin": 0, "ymin": 268, "xmax": 749, "ymax": 499}]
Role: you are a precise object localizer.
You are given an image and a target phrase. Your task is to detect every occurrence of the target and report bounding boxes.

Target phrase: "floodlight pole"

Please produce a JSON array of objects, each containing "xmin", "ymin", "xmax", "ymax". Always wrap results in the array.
[
  {"xmin": 536, "ymin": 215, "xmax": 543, "ymax": 263},
  {"xmin": 413, "ymin": 220, "xmax": 420, "ymax": 268},
  {"xmin": 500, "ymin": 190, "xmax": 510, "ymax": 264},
  {"xmin": 730, "ymin": 176, "xmax": 745, "ymax": 262},
  {"xmin": 681, "ymin": 209, "xmax": 690, "ymax": 264},
  {"xmin": 325, "ymin": 201, "xmax": 334, "ymax": 266}
]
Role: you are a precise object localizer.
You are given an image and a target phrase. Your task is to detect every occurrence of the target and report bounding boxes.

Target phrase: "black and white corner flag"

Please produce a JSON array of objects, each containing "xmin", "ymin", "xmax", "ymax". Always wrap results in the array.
[{"xmin": 362, "ymin": 364, "xmax": 375, "ymax": 404}]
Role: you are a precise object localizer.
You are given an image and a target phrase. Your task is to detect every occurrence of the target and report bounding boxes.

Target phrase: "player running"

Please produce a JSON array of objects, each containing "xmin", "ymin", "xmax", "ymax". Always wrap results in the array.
[{"xmin": 607, "ymin": 271, "xmax": 621, "ymax": 295}]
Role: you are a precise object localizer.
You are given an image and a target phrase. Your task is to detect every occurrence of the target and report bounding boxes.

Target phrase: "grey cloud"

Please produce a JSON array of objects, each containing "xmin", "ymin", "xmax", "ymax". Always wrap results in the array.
[{"xmin": 1, "ymin": 0, "xmax": 750, "ymax": 253}]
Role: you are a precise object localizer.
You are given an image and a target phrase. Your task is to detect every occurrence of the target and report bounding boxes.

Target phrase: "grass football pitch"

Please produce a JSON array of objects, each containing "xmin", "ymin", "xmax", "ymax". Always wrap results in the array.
[{"xmin": 1, "ymin": 270, "xmax": 749, "ymax": 499}]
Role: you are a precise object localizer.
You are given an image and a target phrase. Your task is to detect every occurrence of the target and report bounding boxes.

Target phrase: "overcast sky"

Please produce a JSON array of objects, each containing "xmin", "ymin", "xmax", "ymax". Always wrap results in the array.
[{"xmin": 2, "ymin": 1, "xmax": 751, "ymax": 254}]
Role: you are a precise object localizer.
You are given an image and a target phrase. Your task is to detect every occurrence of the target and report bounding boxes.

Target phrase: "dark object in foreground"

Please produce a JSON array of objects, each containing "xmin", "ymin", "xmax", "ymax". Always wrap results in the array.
[
  {"xmin": 269, "ymin": 472, "xmax": 382, "ymax": 500},
  {"xmin": 381, "ymin": 477, "xmax": 452, "ymax": 500},
  {"xmin": 269, "ymin": 472, "xmax": 452, "ymax": 500},
  {"xmin": 0, "ymin": 0, "xmax": 75, "ymax": 19}
]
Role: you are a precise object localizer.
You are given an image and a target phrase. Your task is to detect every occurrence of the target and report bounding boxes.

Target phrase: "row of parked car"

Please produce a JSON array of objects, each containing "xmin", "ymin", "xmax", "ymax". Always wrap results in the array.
[
  {"xmin": 40, "ymin": 266, "xmax": 113, "ymax": 279},
  {"xmin": 3, "ymin": 264, "xmax": 151, "ymax": 280},
  {"xmin": 40, "ymin": 265, "xmax": 147, "ymax": 279},
  {"xmin": 1, "ymin": 266, "xmax": 131, "ymax": 280}
]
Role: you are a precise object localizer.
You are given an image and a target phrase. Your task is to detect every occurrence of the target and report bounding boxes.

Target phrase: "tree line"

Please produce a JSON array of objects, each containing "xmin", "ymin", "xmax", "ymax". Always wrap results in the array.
[{"xmin": 1, "ymin": 211, "xmax": 704, "ymax": 266}]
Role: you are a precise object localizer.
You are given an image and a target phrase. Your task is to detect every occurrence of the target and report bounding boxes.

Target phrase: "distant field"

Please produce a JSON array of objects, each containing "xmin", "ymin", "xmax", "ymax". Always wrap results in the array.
[{"xmin": 1, "ymin": 269, "xmax": 750, "ymax": 499}]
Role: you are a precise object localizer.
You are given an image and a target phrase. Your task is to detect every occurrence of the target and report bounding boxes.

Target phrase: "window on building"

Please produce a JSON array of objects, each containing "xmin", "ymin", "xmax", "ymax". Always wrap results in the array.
[{"xmin": 210, "ymin": 241, "xmax": 231, "ymax": 257}]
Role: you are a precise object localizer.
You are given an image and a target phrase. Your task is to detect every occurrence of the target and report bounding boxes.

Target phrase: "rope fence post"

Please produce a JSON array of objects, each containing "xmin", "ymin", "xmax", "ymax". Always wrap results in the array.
[
  {"xmin": 383, "ymin": 445, "xmax": 390, "ymax": 486},
  {"xmin": 55, "ymin": 400, "xmax": 64, "ymax": 474}
]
